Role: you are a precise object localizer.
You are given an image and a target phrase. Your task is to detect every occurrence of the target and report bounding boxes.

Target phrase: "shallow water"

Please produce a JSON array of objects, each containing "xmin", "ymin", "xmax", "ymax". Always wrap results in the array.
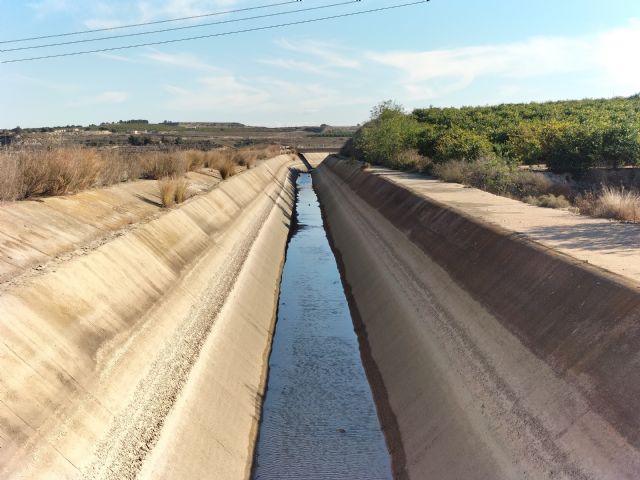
[{"xmin": 251, "ymin": 173, "xmax": 392, "ymax": 480}]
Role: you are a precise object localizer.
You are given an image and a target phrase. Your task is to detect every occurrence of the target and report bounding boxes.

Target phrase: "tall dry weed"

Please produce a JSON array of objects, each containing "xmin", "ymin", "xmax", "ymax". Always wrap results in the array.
[
  {"xmin": 99, "ymin": 150, "xmax": 145, "ymax": 184},
  {"xmin": 0, "ymin": 153, "xmax": 23, "ymax": 201},
  {"xmin": 3, "ymin": 147, "xmax": 102, "ymax": 199},
  {"xmin": 0, "ymin": 143, "xmax": 280, "ymax": 202},
  {"xmin": 174, "ymin": 178, "xmax": 190, "ymax": 203},
  {"xmin": 141, "ymin": 152, "xmax": 187, "ymax": 179},
  {"xmin": 158, "ymin": 177, "xmax": 176, "ymax": 207},
  {"xmin": 578, "ymin": 186, "xmax": 640, "ymax": 222},
  {"xmin": 217, "ymin": 158, "xmax": 236, "ymax": 179}
]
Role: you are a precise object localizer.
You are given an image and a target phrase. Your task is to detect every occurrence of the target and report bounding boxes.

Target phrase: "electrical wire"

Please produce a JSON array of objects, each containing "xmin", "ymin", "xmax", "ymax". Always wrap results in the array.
[
  {"xmin": 0, "ymin": 0, "xmax": 300, "ymax": 44},
  {"xmin": 0, "ymin": 1, "xmax": 358, "ymax": 53},
  {"xmin": 1, "ymin": 1, "xmax": 429, "ymax": 64}
]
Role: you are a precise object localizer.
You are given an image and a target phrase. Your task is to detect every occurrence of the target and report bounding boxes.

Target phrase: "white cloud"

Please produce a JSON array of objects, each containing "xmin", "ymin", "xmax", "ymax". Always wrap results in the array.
[
  {"xmin": 258, "ymin": 58, "xmax": 332, "ymax": 77},
  {"xmin": 273, "ymin": 38, "xmax": 360, "ymax": 69},
  {"xmin": 7, "ymin": 74, "xmax": 79, "ymax": 93},
  {"xmin": 82, "ymin": 91, "xmax": 130, "ymax": 105},
  {"xmin": 158, "ymin": 51, "xmax": 362, "ymax": 116},
  {"xmin": 95, "ymin": 52, "xmax": 139, "ymax": 63},
  {"xmin": 140, "ymin": 0, "xmax": 239, "ymax": 20},
  {"xmin": 593, "ymin": 18, "xmax": 640, "ymax": 91},
  {"xmin": 83, "ymin": 18, "xmax": 127, "ymax": 29},
  {"xmin": 164, "ymin": 74, "xmax": 269, "ymax": 111},
  {"xmin": 368, "ymin": 37, "xmax": 589, "ymax": 100},
  {"xmin": 367, "ymin": 19, "xmax": 640, "ymax": 101},
  {"xmin": 260, "ymin": 78, "xmax": 343, "ymax": 111},
  {"xmin": 83, "ymin": 0, "xmax": 240, "ymax": 27},
  {"xmin": 29, "ymin": 0, "xmax": 71, "ymax": 17},
  {"xmin": 32, "ymin": 0, "xmax": 244, "ymax": 30},
  {"xmin": 143, "ymin": 50, "xmax": 221, "ymax": 72}
]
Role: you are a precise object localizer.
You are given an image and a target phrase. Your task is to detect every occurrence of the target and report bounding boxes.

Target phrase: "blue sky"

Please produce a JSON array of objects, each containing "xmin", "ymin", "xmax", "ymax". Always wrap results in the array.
[{"xmin": 1, "ymin": 0, "xmax": 640, "ymax": 128}]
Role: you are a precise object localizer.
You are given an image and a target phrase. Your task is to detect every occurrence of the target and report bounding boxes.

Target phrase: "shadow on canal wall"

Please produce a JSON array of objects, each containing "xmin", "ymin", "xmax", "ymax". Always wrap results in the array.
[
  {"xmin": 314, "ymin": 156, "xmax": 640, "ymax": 479},
  {"xmin": 315, "ymin": 178, "xmax": 410, "ymax": 480}
]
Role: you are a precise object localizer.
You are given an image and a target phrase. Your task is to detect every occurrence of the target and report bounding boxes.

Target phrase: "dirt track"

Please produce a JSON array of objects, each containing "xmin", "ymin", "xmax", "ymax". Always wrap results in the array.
[
  {"xmin": 314, "ymin": 157, "xmax": 640, "ymax": 479},
  {"xmin": 371, "ymin": 167, "xmax": 640, "ymax": 283}
]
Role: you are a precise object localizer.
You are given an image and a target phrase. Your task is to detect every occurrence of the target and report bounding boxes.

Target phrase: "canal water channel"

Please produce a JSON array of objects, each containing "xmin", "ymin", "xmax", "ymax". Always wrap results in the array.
[{"xmin": 251, "ymin": 172, "xmax": 392, "ymax": 479}]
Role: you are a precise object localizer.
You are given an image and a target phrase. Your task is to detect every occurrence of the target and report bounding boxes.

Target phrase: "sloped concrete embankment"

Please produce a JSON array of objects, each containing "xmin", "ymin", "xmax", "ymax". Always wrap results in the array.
[
  {"xmin": 0, "ymin": 169, "xmax": 221, "ymax": 286},
  {"xmin": 0, "ymin": 155, "xmax": 300, "ymax": 479},
  {"xmin": 314, "ymin": 157, "xmax": 640, "ymax": 479}
]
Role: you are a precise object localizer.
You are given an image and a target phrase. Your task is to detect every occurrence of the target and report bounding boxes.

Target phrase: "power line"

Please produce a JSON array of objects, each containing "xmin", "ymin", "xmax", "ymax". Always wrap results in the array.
[
  {"xmin": 0, "ymin": 1, "xmax": 357, "ymax": 53},
  {"xmin": 0, "ymin": 0, "xmax": 300, "ymax": 44},
  {"xmin": 2, "ymin": 1, "xmax": 429, "ymax": 64}
]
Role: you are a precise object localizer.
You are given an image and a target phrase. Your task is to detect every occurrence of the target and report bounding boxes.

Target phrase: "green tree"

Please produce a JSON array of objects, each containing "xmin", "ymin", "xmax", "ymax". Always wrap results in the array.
[
  {"xmin": 545, "ymin": 123, "xmax": 599, "ymax": 173},
  {"xmin": 432, "ymin": 127, "xmax": 493, "ymax": 163},
  {"xmin": 354, "ymin": 101, "xmax": 421, "ymax": 168},
  {"xmin": 600, "ymin": 123, "xmax": 640, "ymax": 168}
]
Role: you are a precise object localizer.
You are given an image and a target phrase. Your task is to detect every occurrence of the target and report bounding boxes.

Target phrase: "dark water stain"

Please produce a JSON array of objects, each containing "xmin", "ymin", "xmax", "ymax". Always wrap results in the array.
[{"xmin": 251, "ymin": 173, "xmax": 391, "ymax": 480}]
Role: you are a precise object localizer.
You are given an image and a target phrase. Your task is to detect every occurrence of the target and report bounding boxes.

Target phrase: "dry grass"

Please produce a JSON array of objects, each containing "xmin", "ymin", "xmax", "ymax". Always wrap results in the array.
[
  {"xmin": 432, "ymin": 159, "xmax": 565, "ymax": 199},
  {"xmin": 524, "ymin": 194, "xmax": 571, "ymax": 209},
  {"xmin": 183, "ymin": 145, "xmax": 277, "ymax": 174},
  {"xmin": 184, "ymin": 144, "xmax": 278, "ymax": 172},
  {"xmin": 431, "ymin": 160, "xmax": 467, "ymax": 184},
  {"xmin": 576, "ymin": 186, "xmax": 640, "ymax": 222},
  {"xmin": 396, "ymin": 149, "xmax": 432, "ymax": 173},
  {"xmin": 140, "ymin": 151, "xmax": 187, "ymax": 180},
  {"xmin": 0, "ymin": 143, "xmax": 281, "ymax": 202},
  {"xmin": 217, "ymin": 158, "xmax": 236, "ymax": 180},
  {"xmin": 174, "ymin": 178, "xmax": 189, "ymax": 203},
  {"xmin": 99, "ymin": 150, "xmax": 145, "ymax": 184},
  {"xmin": 0, "ymin": 147, "xmax": 102, "ymax": 200},
  {"xmin": 158, "ymin": 177, "xmax": 176, "ymax": 208},
  {"xmin": 0, "ymin": 153, "xmax": 23, "ymax": 201},
  {"xmin": 158, "ymin": 176, "xmax": 190, "ymax": 208}
]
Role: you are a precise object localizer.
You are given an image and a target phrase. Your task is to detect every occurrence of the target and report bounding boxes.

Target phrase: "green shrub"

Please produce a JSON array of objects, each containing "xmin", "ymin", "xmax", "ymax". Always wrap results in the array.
[{"xmin": 432, "ymin": 127, "xmax": 493, "ymax": 163}]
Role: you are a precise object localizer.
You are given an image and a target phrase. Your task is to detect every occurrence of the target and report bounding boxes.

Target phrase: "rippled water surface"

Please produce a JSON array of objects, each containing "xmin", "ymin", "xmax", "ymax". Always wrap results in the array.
[{"xmin": 251, "ymin": 173, "xmax": 391, "ymax": 480}]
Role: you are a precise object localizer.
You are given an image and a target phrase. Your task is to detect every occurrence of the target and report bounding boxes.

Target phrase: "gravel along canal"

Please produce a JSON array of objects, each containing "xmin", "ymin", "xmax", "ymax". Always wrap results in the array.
[{"xmin": 251, "ymin": 172, "xmax": 392, "ymax": 480}]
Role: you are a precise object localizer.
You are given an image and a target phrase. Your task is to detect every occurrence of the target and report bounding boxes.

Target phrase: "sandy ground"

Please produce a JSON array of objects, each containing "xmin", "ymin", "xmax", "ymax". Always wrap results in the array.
[
  {"xmin": 0, "ymin": 155, "xmax": 301, "ymax": 479},
  {"xmin": 315, "ymin": 158, "xmax": 640, "ymax": 479},
  {"xmin": 371, "ymin": 168, "xmax": 640, "ymax": 285}
]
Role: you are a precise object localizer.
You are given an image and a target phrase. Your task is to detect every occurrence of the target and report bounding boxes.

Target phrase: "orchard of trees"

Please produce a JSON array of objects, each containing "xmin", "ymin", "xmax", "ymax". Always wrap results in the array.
[{"xmin": 348, "ymin": 96, "xmax": 640, "ymax": 173}]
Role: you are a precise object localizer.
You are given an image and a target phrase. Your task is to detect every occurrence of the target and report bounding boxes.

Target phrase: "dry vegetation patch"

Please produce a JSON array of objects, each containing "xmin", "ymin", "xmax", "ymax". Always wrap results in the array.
[
  {"xmin": 158, "ymin": 176, "xmax": 191, "ymax": 208},
  {"xmin": 432, "ymin": 158, "xmax": 567, "ymax": 200},
  {"xmin": 524, "ymin": 194, "xmax": 571, "ymax": 209},
  {"xmin": 432, "ymin": 159, "xmax": 640, "ymax": 221},
  {"xmin": 0, "ymin": 147, "xmax": 101, "ymax": 199},
  {"xmin": 0, "ymin": 144, "xmax": 280, "ymax": 202},
  {"xmin": 576, "ymin": 187, "xmax": 640, "ymax": 222},
  {"xmin": 174, "ymin": 177, "xmax": 189, "ymax": 204}
]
